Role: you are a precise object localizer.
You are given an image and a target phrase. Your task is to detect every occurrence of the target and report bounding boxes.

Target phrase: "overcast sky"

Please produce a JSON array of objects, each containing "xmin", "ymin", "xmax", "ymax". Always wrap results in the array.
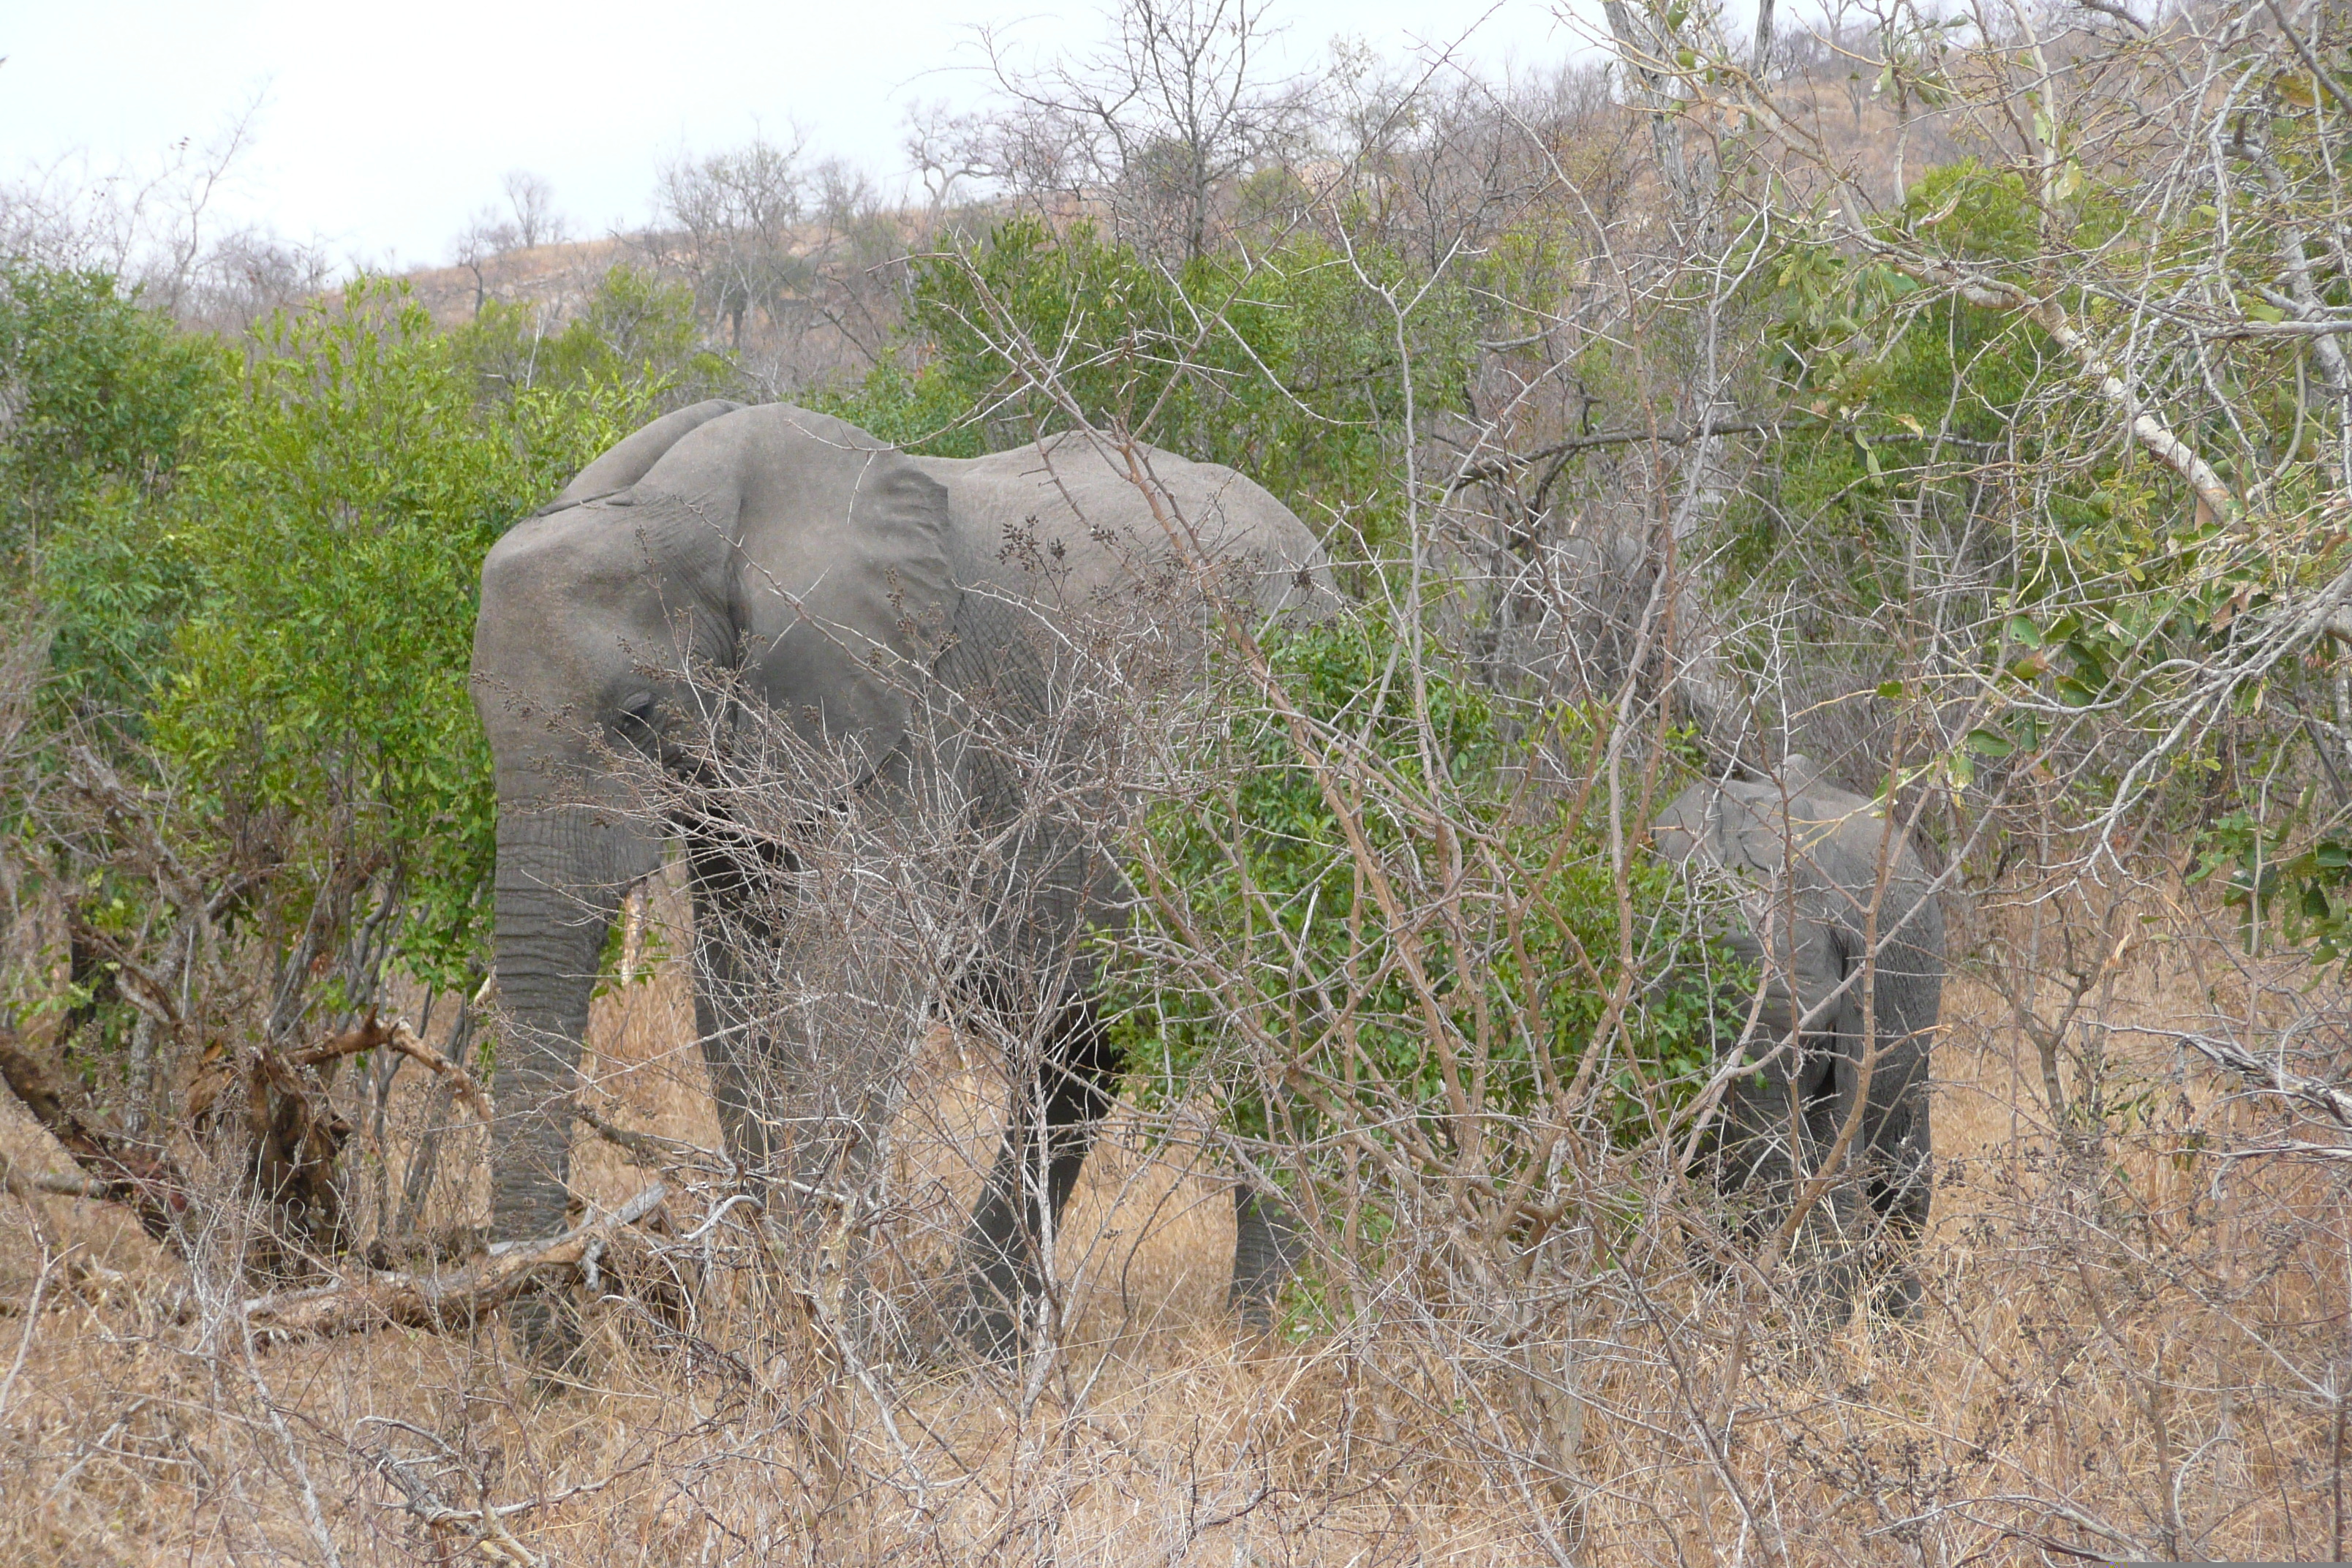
[{"xmin": 2, "ymin": 0, "xmax": 1605, "ymax": 272}]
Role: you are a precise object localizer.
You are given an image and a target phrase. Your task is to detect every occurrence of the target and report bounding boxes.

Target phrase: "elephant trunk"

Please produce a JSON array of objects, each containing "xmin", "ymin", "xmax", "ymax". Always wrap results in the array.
[{"xmin": 488, "ymin": 804, "xmax": 661, "ymax": 1243}]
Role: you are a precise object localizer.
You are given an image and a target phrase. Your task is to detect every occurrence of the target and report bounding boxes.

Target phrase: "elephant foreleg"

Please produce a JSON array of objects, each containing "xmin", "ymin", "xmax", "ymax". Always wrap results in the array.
[
  {"xmin": 686, "ymin": 823, "xmax": 885, "ymax": 1220},
  {"xmin": 485, "ymin": 826, "xmax": 633, "ymax": 1373},
  {"xmin": 958, "ymin": 998, "xmax": 1121, "ymax": 1357},
  {"xmin": 1711, "ymin": 1036, "xmax": 1820, "ymax": 1236}
]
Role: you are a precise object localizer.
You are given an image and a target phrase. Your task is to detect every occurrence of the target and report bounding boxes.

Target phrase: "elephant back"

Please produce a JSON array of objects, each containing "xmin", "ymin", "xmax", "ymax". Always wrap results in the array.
[
  {"xmin": 912, "ymin": 433, "xmax": 1340, "ymax": 986},
  {"xmin": 912, "ymin": 434, "xmax": 1338, "ymax": 628},
  {"xmin": 918, "ymin": 435, "xmax": 1338, "ymax": 801}
]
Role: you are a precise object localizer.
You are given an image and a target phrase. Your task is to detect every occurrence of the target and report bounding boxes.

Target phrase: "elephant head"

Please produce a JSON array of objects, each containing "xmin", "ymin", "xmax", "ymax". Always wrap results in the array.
[
  {"xmin": 471, "ymin": 402, "xmax": 960, "ymax": 1251},
  {"xmin": 473, "ymin": 399, "xmax": 729, "ymax": 1246}
]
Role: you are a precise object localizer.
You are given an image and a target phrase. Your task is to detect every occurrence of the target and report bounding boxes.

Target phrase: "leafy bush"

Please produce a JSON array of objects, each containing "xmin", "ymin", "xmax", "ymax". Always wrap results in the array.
[
  {"xmin": 828, "ymin": 217, "xmax": 1474, "ymax": 553},
  {"xmin": 1107, "ymin": 610, "xmax": 1733, "ymax": 1194},
  {"xmin": 148, "ymin": 281, "xmax": 644, "ymax": 991},
  {"xmin": 7, "ymin": 268, "xmax": 658, "ymax": 1052},
  {"xmin": 456, "ymin": 265, "xmax": 734, "ymax": 404},
  {"xmin": 0, "ymin": 264, "xmax": 226, "ymax": 561},
  {"xmin": 0, "ymin": 265, "xmax": 232, "ymax": 723}
]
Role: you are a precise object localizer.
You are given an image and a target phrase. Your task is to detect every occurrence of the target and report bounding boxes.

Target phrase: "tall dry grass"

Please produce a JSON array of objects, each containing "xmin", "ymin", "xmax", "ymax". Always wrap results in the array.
[{"xmin": 2, "ymin": 860, "xmax": 2346, "ymax": 1567}]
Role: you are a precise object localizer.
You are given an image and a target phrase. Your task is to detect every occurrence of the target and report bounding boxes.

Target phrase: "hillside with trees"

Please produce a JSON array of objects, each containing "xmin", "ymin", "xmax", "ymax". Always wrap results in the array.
[{"xmin": 4, "ymin": 1, "xmax": 2352, "ymax": 1562}]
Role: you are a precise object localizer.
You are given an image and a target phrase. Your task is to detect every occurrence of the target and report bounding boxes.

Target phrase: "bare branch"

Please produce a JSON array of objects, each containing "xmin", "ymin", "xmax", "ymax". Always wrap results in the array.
[{"xmin": 237, "ymin": 1184, "xmax": 668, "ymax": 1345}]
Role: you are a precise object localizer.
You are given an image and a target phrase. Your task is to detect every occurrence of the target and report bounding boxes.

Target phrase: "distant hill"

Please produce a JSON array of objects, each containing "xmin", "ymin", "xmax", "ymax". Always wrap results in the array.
[{"xmin": 399, "ymin": 235, "xmax": 633, "ymax": 329}]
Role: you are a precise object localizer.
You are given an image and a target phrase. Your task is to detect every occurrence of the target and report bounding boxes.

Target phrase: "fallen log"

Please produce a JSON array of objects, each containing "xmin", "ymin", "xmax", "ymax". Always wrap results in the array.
[
  {"xmin": 237, "ymin": 1183, "xmax": 668, "ymax": 1344},
  {"xmin": 0, "ymin": 1019, "xmax": 194, "ymax": 1246},
  {"xmin": 0, "ymin": 1009, "xmax": 490, "ymax": 1264},
  {"xmin": 0, "ymin": 1148, "xmax": 61, "ymax": 1258},
  {"xmin": 361, "ymin": 1224, "xmax": 489, "ymax": 1272},
  {"xmin": 357, "ymin": 1417, "xmax": 616, "ymax": 1568},
  {"xmin": 573, "ymin": 1102, "xmax": 728, "ymax": 1172},
  {"xmin": 6, "ymin": 1163, "xmax": 110, "ymax": 1201}
]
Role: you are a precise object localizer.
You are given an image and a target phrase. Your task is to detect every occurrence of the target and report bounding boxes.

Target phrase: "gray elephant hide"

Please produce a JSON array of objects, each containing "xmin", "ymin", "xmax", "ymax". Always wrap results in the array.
[{"xmin": 1653, "ymin": 758, "xmax": 1944, "ymax": 1320}]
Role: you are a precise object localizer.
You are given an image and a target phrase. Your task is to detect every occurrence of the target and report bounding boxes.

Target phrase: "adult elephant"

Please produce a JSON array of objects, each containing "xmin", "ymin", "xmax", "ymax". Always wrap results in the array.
[
  {"xmin": 1653, "ymin": 759, "xmax": 1944, "ymax": 1322},
  {"xmin": 472, "ymin": 400, "xmax": 1338, "ymax": 1360}
]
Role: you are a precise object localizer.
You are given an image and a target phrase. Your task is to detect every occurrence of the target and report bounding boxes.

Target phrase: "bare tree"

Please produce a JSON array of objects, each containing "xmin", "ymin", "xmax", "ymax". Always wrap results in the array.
[
  {"xmin": 185, "ymin": 227, "xmax": 333, "ymax": 335},
  {"xmin": 448, "ymin": 172, "xmax": 568, "ymax": 317},
  {"xmin": 973, "ymin": 0, "xmax": 1318, "ymax": 263},
  {"xmin": 499, "ymin": 171, "xmax": 565, "ymax": 252},
  {"xmin": 649, "ymin": 135, "xmax": 809, "ymax": 353},
  {"xmin": 448, "ymin": 216, "xmax": 505, "ymax": 319},
  {"xmin": 0, "ymin": 99, "xmax": 300, "ymax": 323}
]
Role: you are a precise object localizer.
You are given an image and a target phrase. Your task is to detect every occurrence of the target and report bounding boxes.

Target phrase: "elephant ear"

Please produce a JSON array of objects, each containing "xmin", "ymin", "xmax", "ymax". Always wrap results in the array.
[
  {"xmin": 549, "ymin": 399, "xmax": 745, "ymax": 510},
  {"xmin": 1655, "ymin": 779, "xmax": 1795, "ymax": 880},
  {"xmin": 1659, "ymin": 771, "xmax": 1869, "ymax": 879},
  {"xmin": 629, "ymin": 404, "xmax": 958, "ymax": 773},
  {"xmin": 1775, "ymin": 753, "xmax": 1835, "ymax": 802}
]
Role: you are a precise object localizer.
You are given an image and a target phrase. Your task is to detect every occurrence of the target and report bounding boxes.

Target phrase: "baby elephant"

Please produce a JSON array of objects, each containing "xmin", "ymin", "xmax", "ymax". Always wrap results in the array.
[{"xmin": 1654, "ymin": 759, "xmax": 1944, "ymax": 1322}]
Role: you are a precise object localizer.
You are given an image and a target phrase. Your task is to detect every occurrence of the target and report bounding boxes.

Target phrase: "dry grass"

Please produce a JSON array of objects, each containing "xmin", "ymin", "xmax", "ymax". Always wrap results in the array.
[{"xmin": 2, "ymin": 879, "xmax": 2347, "ymax": 1566}]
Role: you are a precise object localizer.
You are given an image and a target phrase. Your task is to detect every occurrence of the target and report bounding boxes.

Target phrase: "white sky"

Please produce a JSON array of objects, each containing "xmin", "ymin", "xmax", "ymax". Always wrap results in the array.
[{"xmin": 1, "ymin": 0, "xmax": 1606, "ymax": 272}]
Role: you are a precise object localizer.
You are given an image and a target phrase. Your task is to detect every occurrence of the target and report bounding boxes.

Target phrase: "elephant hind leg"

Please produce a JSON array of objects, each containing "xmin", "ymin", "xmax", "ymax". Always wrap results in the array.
[
  {"xmin": 1801, "ymin": 1044, "xmax": 1940, "ymax": 1327},
  {"xmin": 1861, "ymin": 1073, "xmax": 1934, "ymax": 1320},
  {"xmin": 1733, "ymin": 1047, "xmax": 1869, "ymax": 1330},
  {"xmin": 687, "ymin": 892, "xmax": 780, "ymax": 1192},
  {"xmin": 1229, "ymin": 1186, "xmax": 1302, "ymax": 1332},
  {"xmin": 957, "ymin": 996, "xmax": 1122, "ymax": 1357},
  {"xmin": 1711, "ymin": 1038, "xmax": 1835, "ymax": 1238}
]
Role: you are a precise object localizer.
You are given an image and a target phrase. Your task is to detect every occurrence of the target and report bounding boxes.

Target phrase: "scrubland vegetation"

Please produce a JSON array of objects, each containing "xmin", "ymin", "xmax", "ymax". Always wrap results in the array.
[{"xmin": 7, "ymin": 0, "xmax": 2352, "ymax": 1561}]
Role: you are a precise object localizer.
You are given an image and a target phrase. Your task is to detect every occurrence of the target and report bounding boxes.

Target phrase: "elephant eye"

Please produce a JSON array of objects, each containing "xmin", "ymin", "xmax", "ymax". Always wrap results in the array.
[{"xmin": 615, "ymin": 691, "xmax": 660, "ymax": 737}]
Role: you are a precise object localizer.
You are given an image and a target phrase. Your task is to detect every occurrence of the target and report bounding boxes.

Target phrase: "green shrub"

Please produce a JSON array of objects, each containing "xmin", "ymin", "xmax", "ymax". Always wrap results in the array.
[
  {"xmin": 1106, "ymin": 610, "xmax": 1733, "ymax": 1193},
  {"xmin": 0, "ymin": 264, "xmax": 231, "ymax": 724},
  {"xmin": 456, "ymin": 265, "xmax": 734, "ymax": 404},
  {"xmin": 148, "ymin": 280, "xmax": 644, "ymax": 991},
  {"xmin": 829, "ymin": 217, "xmax": 1472, "ymax": 554}
]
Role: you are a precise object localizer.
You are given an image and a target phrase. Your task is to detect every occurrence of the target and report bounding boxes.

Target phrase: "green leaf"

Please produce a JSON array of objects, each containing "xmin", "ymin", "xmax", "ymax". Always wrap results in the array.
[{"xmin": 1964, "ymin": 728, "xmax": 2016, "ymax": 758}]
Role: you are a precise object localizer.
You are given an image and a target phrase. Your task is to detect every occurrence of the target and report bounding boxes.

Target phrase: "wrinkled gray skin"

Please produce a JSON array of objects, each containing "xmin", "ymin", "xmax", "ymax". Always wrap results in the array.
[
  {"xmin": 1654, "ymin": 760, "xmax": 1944, "ymax": 1322},
  {"xmin": 472, "ymin": 402, "xmax": 1338, "ymax": 1360}
]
